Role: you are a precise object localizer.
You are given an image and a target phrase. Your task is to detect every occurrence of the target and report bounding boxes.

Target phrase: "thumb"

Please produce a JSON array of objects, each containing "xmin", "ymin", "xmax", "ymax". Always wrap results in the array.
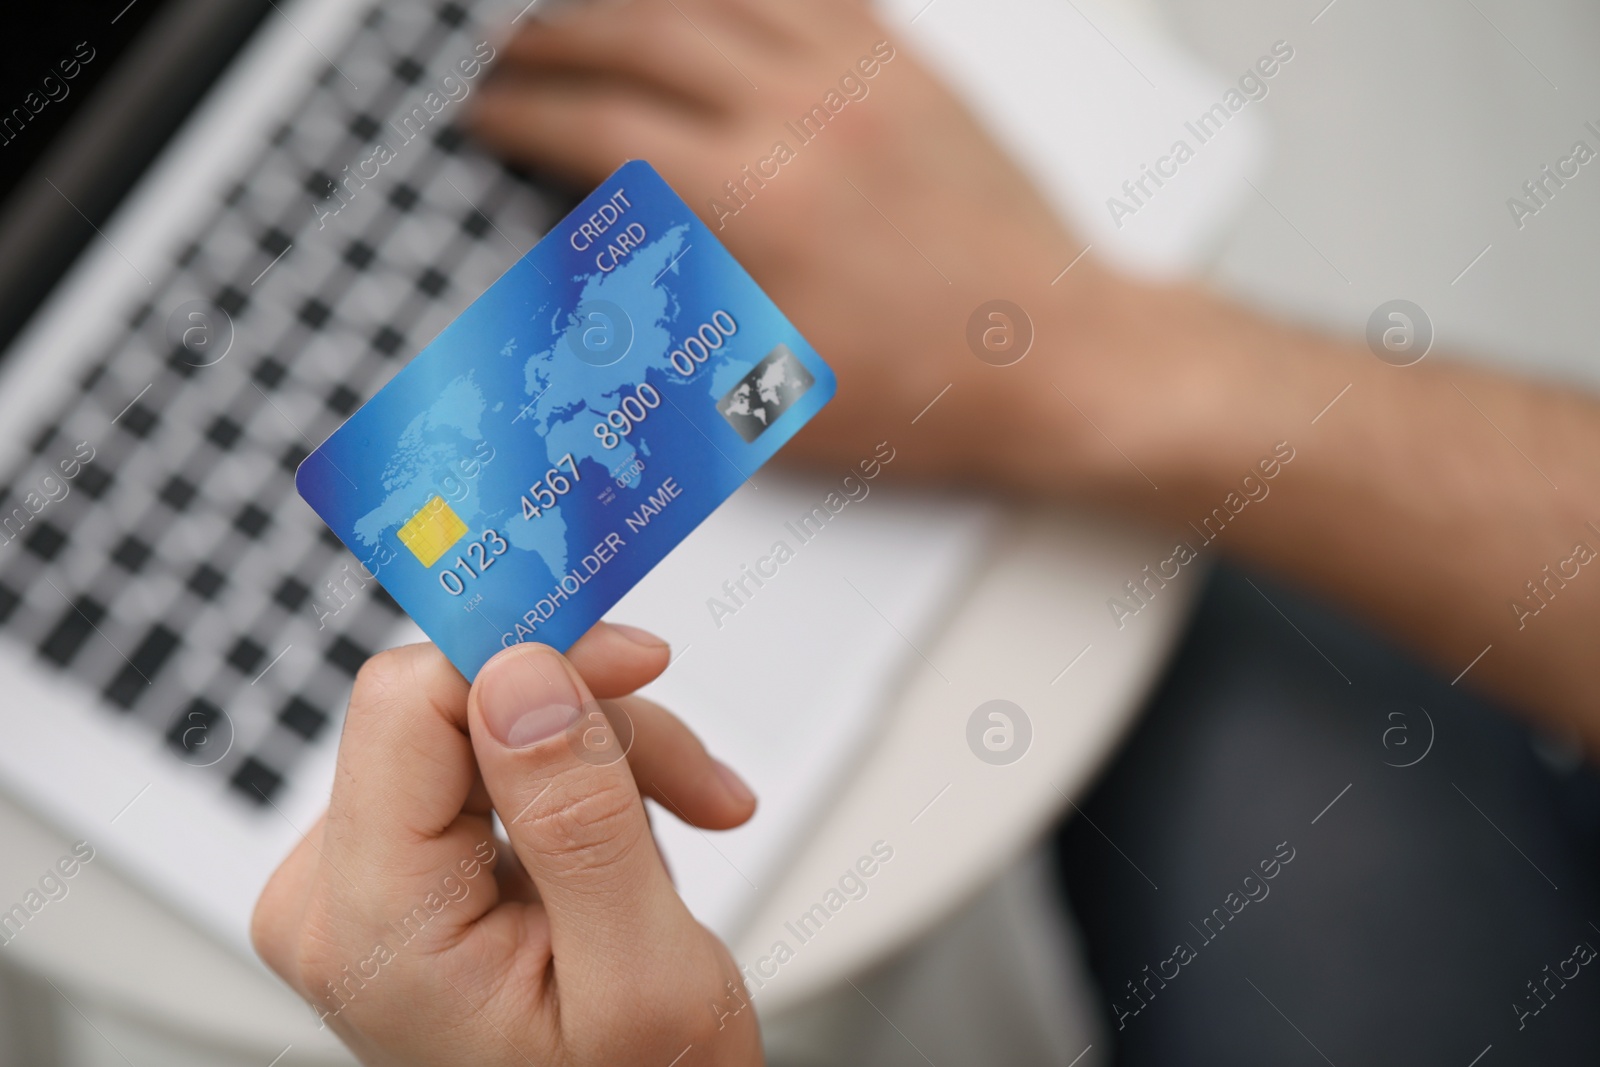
[{"xmin": 468, "ymin": 643, "xmax": 687, "ymax": 989}]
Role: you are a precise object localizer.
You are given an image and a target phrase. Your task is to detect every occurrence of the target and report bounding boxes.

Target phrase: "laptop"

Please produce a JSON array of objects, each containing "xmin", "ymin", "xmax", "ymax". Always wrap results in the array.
[
  {"xmin": 0, "ymin": 0, "xmax": 1258, "ymax": 958},
  {"xmin": 0, "ymin": 0, "xmax": 1001, "ymax": 954}
]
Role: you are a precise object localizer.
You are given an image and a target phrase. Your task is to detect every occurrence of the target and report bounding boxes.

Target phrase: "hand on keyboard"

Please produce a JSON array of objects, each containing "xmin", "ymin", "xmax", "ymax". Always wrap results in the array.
[
  {"xmin": 468, "ymin": 0, "xmax": 1100, "ymax": 488},
  {"xmin": 252, "ymin": 622, "xmax": 763, "ymax": 1066}
]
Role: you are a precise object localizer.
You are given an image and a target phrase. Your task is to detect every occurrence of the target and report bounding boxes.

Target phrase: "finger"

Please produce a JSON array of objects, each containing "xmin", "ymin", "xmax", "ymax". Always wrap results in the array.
[
  {"xmin": 468, "ymin": 79, "xmax": 721, "ymax": 186},
  {"xmin": 608, "ymin": 695, "xmax": 757, "ymax": 830},
  {"xmin": 468, "ymin": 644, "xmax": 686, "ymax": 990},
  {"xmin": 251, "ymin": 813, "xmax": 327, "ymax": 985},
  {"xmin": 496, "ymin": 6, "xmax": 759, "ymax": 112},
  {"xmin": 714, "ymin": 0, "xmax": 856, "ymax": 51},
  {"xmin": 318, "ymin": 645, "xmax": 501, "ymax": 919},
  {"xmin": 565, "ymin": 620, "xmax": 671, "ymax": 697}
]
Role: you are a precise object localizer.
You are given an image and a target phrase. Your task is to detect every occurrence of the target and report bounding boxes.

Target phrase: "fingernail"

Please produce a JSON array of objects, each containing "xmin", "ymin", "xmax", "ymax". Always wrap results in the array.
[
  {"xmin": 479, "ymin": 647, "xmax": 581, "ymax": 748},
  {"xmin": 608, "ymin": 622, "xmax": 668, "ymax": 650},
  {"xmin": 713, "ymin": 758, "xmax": 756, "ymax": 807}
]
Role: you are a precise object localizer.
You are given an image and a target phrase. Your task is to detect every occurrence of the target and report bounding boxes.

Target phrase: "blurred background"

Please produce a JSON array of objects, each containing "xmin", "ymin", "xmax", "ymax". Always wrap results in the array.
[{"xmin": 0, "ymin": 0, "xmax": 1597, "ymax": 1064}]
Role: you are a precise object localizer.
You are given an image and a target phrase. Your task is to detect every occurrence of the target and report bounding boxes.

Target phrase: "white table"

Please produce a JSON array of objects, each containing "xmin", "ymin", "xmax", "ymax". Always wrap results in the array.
[{"xmin": 0, "ymin": 504, "xmax": 1196, "ymax": 1065}]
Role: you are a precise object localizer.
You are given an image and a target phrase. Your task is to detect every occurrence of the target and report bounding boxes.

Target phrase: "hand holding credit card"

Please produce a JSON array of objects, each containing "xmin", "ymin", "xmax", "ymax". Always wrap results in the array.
[{"xmin": 296, "ymin": 161, "xmax": 836, "ymax": 678}]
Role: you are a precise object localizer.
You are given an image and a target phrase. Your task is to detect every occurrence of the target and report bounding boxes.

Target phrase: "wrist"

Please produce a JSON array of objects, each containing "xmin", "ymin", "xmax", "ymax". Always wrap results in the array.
[{"xmin": 1025, "ymin": 267, "xmax": 1356, "ymax": 516}]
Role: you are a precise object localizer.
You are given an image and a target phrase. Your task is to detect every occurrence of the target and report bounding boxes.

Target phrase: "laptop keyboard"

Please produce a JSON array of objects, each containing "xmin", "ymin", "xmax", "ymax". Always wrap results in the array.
[{"xmin": 0, "ymin": 0, "xmax": 560, "ymax": 807}]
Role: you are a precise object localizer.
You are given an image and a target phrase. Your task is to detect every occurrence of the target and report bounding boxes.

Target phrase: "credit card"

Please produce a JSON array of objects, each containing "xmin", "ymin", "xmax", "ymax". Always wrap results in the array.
[{"xmin": 296, "ymin": 160, "xmax": 836, "ymax": 679}]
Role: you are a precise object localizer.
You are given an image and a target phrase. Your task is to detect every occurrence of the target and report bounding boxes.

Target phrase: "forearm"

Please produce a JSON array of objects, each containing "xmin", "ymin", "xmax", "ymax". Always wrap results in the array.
[
  {"xmin": 472, "ymin": 0, "xmax": 1597, "ymax": 740},
  {"xmin": 1043, "ymin": 272, "xmax": 1600, "ymax": 746}
]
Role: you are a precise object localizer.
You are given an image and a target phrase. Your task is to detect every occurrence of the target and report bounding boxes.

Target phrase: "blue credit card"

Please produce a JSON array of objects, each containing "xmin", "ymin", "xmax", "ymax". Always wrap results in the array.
[{"xmin": 296, "ymin": 161, "xmax": 835, "ymax": 678}]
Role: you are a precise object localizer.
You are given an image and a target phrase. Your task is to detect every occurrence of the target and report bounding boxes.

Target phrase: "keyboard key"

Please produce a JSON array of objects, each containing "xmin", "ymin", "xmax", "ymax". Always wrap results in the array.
[
  {"xmin": 325, "ymin": 385, "xmax": 359, "ymax": 416},
  {"xmin": 343, "ymin": 240, "xmax": 376, "ymax": 271},
  {"xmin": 253, "ymin": 357, "xmax": 287, "ymax": 390},
  {"xmin": 0, "ymin": 583, "xmax": 20, "ymax": 625},
  {"xmin": 30, "ymin": 424, "xmax": 58, "ymax": 454},
  {"xmin": 24, "ymin": 521, "xmax": 67, "ymax": 562},
  {"xmin": 38, "ymin": 595, "xmax": 107, "ymax": 666},
  {"xmin": 278, "ymin": 696, "xmax": 327, "ymax": 741},
  {"xmin": 164, "ymin": 345, "xmax": 200, "ymax": 379},
  {"xmin": 75, "ymin": 464, "xmax": 113, "ymax": 500},
  {"xmin": 349, "ymin": 113, "xmax": 381, "ymax": 141},
  {"xmin": 166, "ymin": 698, "xmax": 223, "ymax": 756},
  {"xmin": 111, "ymin": 535, "xmax": 153, "ymax": 573},
  {"xmin": 279, "ymin": 442, "xmax": 310, "ymax": 475},
  {"xmin": 226, "ymin": 635, "xmax": 266, "ymax": 674},
  {"xmin": 213, "ymin": 285, "xmax": 248, "ymax": 317},
  {"xmin": 117, "ymin": 403, "xmax": 158, "ymax": 439},
  {"xmin": 460, "ymin": 210, "xmax": 491, "ymax": 238},
  {"xmin": 325, "ymin": 635, "xmax": 369, "ymax": 677},
  {"xmin": 434, "ymin": 124, "xmax": 466, "ymax": 155},
  {"xmin": 187, "ymin": 563, "xmax": 226, "ymax": 601},
  {"xmin": 416, "ymin": 268, "xmax": 448, "ymax": 297},
  {"xmin": 437, "ymin": 2, "xmax": 468, "ymax": 27},
  {"xmin": 298, "ymin": 298, "xmax": 332, "ymax": 330},
  {"xmin": 393, "ymin": 57, "xmax": 425, "ymax": 84},
  {"xmin": 234, "ymin": 503, "xmax": 271, "ymax": 539},
  {"xmin": 305, "ymin": 170, "xmax": 337, "ymax": 198},
  {"xmin": 273, "ymin": 575, "xmax": 311, "ymax": 612},
  {"xmin": 104, "ymin": 624, "xmax": 180, "ymax": 708},
  {"xmin": 205, "ymin": 415, "xmax": 244, "ymax": 451},
  {"xmin": 389, "ymin": 183, "xmax": 420, "ymax": 212},
  {"xmin": 159, "ymin": 475, "xmax": 197, "ymax": 511},
  {"xmin": 371, "ymin": 325, "xmax": 405, "ymax": 355},
  {"xmin": 230, "ymin": 757, "xmax": 283, "ymax": 805},
  {"xmin": 258, "ymin": 227, "xmax": 293, "ymax": 257}
]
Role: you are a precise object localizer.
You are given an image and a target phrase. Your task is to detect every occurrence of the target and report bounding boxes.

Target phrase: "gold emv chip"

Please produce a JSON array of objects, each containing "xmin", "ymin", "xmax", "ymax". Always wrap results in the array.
[{"xmin": 397, "ymin": 496, "xmax": 468, "ymax": 567}]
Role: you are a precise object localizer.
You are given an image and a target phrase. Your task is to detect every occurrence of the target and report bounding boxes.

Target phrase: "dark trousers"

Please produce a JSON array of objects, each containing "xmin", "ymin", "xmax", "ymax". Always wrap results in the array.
[{"xmin": 1057, "ymin": 565, "xmax": 1600, "ymax": 1066}]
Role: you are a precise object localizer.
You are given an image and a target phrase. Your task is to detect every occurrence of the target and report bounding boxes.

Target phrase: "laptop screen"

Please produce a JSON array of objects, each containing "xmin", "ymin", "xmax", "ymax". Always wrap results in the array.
[
  {"xmin": 0, "ymin": 2, "xmax": 170, "ymax": 207},
  {"xmin": 0, "ymin": 0, "xmax": 272, "ymax": 354}
]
